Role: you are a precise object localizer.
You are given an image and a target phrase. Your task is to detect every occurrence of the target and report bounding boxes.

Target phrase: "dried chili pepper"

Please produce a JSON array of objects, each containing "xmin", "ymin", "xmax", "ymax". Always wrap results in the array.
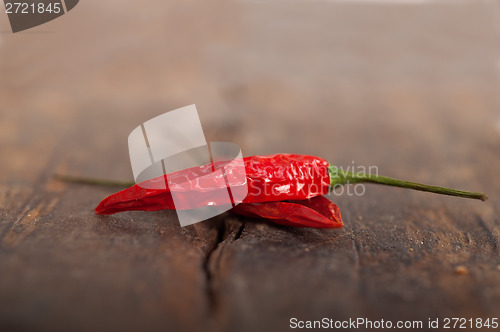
[
  {"xmin": 94, "ymin": 154, "xmax": 331, "ymax": 215},
  {"xmin": 87, "ymin": 153, "xmax": 487, "ymax": 229},
  {"xmin": 233, "ymin": 196, "xmax": 342, "ymax": 229}
]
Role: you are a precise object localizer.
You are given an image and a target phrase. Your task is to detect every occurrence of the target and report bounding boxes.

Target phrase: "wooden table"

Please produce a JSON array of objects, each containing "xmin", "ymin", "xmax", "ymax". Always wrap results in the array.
[{"xmin": 1, "ymin": 1, "xmax": 499, "ymax": 331}]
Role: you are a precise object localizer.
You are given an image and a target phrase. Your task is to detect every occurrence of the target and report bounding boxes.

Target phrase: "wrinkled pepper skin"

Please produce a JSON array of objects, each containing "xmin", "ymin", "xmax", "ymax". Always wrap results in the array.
[
  {"xmin": 95, "ymin": 154, "xmax": 330, "ymax": 215},
  {"xmin": 232, "ymin": 196, "xmax": 342, "ymax": 229}
]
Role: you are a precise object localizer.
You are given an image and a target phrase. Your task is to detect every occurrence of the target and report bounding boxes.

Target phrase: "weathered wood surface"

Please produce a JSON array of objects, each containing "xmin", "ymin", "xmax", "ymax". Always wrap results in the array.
[{"xmin": 0, "ymin": 1, "xmax": 499, "ymax": 331}]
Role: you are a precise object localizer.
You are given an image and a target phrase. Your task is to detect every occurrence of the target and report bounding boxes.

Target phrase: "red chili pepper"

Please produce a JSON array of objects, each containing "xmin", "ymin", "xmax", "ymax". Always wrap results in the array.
[
  {"xmin": 93, "ymin": 153, "xmax": 487, "ymax": 229},
  {"xmin": 233, "ymin": 196, "xmax": 342, "ymax": 229},
  {"xmin": 95, "ymin": 154, "xmax": 330, "ymax": 215}
]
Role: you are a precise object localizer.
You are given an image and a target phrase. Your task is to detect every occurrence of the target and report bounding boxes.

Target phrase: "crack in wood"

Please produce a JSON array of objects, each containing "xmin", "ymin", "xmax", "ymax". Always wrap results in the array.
[
  {"xmin": 234, "ymin": 221, "xmax": 245, "ymax": 241},
  {"xmin": 202, "ymin": 218, "xmax": 245, "ymax": 329},
  {"xmin": 203, "ymin": 219, "xmax": 226, "ymax": 316}
]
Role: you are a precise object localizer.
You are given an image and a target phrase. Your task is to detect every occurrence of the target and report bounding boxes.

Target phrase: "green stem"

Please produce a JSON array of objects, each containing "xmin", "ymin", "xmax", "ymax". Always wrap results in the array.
[
  {"xmin": 53, "ymin": 174, "xmax": 134, "ymax": 187},
  {"xmin": 328, "ymin": 166, "xmax": 488, "ymax": 201}
]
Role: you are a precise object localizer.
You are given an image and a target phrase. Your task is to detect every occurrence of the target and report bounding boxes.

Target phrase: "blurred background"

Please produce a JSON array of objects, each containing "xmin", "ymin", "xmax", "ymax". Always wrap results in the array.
[
  {"xmin": 1, "ymin": 0, "xmax": 499, "ymax": 180},
  {"xmin": 0, "ymin": 0, "xmax": 499, "ymax": 331}
]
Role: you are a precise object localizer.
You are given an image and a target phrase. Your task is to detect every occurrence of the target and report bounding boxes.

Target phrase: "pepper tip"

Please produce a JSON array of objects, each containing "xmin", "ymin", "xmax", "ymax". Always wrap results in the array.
[{"xmin": 94, "ymin": 201, "xmax": 109, "ymax": 215}]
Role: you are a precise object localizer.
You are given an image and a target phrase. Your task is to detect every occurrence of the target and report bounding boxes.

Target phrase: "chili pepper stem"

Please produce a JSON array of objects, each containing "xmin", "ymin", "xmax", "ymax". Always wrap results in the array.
[{"xmin": 328, "ymin": 166, "xmax": 488, "ymax": 201}]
